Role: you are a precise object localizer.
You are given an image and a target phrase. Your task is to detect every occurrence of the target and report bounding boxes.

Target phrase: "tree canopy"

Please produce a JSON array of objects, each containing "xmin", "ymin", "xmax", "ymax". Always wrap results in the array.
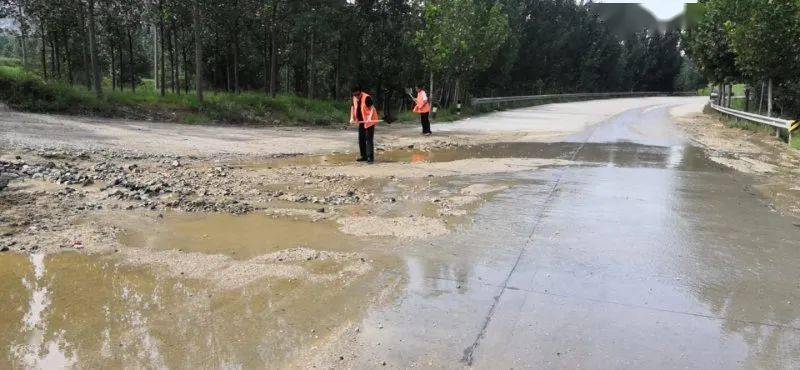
[
  {"xmin": 683, "ymin": 0, "xmax": 800, "ymax": 116},
  {"xmin": 1, "ymin": 0, "xmax": 690, "ymax": 110}
]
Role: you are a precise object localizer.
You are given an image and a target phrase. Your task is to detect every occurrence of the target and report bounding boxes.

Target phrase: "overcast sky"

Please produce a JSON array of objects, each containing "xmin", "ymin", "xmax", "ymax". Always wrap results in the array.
[{"xmin": 591, "ymin": 0, "xmax": 697, "ymax": 21}]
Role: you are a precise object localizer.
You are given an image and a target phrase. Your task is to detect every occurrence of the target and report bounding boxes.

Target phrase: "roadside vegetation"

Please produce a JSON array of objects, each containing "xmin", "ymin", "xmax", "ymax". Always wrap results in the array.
[
  {"xmin": 685, "ymin": 0, "xmax": 800, "ymax": 147},
  {"xmin": 0, "ymin": 63, "xmax": 348, "ymax": 125},
  {"xmin": 0, "ymin": 1, "xmax": 701, "ymax": 126}
]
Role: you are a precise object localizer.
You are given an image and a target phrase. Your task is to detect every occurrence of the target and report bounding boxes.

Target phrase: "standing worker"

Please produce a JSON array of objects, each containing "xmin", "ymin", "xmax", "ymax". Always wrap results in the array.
[
  {"xmin": 413, "ymin": 85, "xmax": 431, "ymax": 135},
  {"xmin": 350, "ymin": 86, "xmax": 380, "ymax": 163}
]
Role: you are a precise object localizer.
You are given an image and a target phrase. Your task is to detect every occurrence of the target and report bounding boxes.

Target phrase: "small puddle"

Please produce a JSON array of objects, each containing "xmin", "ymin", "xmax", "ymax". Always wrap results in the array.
[{"xmin": 119, "ymin": 212, "xmax": 368, "ymax": 259}]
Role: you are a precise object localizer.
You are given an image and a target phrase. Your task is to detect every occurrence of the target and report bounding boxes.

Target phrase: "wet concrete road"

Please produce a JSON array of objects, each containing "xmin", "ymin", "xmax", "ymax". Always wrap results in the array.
[{"xmin": 347, "ymin": 103, "xmax": 800, "ymax": 368}]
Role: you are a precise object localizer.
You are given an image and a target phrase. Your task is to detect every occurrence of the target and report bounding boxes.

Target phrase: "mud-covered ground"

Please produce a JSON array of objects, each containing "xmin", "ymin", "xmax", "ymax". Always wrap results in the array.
[
  {"xmin": 674, "ymin": 106, "xmax": 800, "ymax": 218},
  {"xmin": 4, "ymin": 96, "xmax": 800, "ymax": 368}
]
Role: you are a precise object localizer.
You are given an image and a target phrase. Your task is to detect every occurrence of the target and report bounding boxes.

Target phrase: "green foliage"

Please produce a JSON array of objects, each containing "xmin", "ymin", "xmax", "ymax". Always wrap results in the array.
[
  {"xmin": 0, "ymin": 57, "xmax": 21, "ymax": 67},
  {"xmin": 791, "ymin": 133, "xmax": 800, "ymax": 150},
  {"xmin": 416, "ymin": 0, "xmax": 509, "ymax": 79},
  {"xmin": 6, "ymin": 0, "xmax": 690, "ymax": 120},
  {"xmin": 726, "ymin": 0, "xmax": 800, "ymax": 81},
  {"xmin": 674, "ymin": 57, "xmax": 707, "ymax": 92},
  {"xmin": 623, "ymin": 31, "xmax": 683, "ymax": 91},
  {"xmin": 0, "ymin": 65, "xmax": 348, "ymax": 125},
  {"xmin": 686, "ymin": 0, "xmax": 800, "ymax": 118},
  {"xmin": 683, "ymin": 0, "xmax": 744, "ymax": 83}
]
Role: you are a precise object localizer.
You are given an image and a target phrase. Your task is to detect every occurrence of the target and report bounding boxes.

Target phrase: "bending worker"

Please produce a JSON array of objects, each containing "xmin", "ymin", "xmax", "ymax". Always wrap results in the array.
[
  {"xmin": 413, "ymin": 85, "xmax": 431, "ymax": 135},
  {"xmin": 350, "ymin": 86, "xmax": 380, "ymax": 163}
]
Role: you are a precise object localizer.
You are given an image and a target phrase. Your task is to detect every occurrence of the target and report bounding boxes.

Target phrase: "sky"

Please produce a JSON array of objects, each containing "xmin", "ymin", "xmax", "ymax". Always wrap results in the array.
[{"xmin": 591, "ymin": 0, "xmax": 698, "ymax": 21}]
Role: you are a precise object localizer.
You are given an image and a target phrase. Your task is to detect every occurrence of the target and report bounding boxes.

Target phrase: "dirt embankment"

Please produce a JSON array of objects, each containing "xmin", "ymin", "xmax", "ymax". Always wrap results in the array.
[{"xmin": 675, "ymin": 109, "xmax": 800, "ymax": 219}]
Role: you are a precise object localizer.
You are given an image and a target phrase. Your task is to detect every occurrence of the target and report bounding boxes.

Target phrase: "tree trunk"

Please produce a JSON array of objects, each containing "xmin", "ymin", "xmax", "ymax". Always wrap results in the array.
[
  {"xmin": 111, "ymin": 44, "xmax": 117, "ymax": 91},
  {"xmin": 233, "ymin": 31, "xmax": 240, "ymax": 94},
  {"xmin": 430, "ymin": 72, "xmax": 434, "ymax": 107},
  {"xmin": 169, "ymin": 28, "xmax": 177, "ymax": 93},
  {"xmin": 192, "ymin": 1, "xmax": 204, "ymax": 102},
  {"xmin": 264, "ymin": 23, "xmax": 270, "ymax": 94},
  {"xmin": 54, "ymin": 38, "xmax": 61, "ymax": 80},
  {"xmin": 128, "ymin": 29, "xmax": 135, "ymax": 91},
  {"xmin": 268, "ymin": 0, "xmax": 278, "ymax": 97},
  {"xmin": 307, "ymin": 30, "xmax": 314, "ymax": 99},
  {"xmin": 159, "ymin": 0, "xmax": 166, "ymax": 96},
  {"xmin": 80, "ymin": 11, "xmax": 90, "ymax": 89},
  {"xmin": 17, "ymin": 4, "xmax": 27, "ymax": 69},
  {"xmin": 40, "ymin": 23, "xmax": 46, "ymax": 79},
  {"xmin": 453, "ymin": 77, "xmax": 461, "ymax": 109},
  {"xmin": 153, "ymin": 24, "xmax": 158, "ymax": 91},
  {"xmin": 49, "ymin": 39, "xmax": 55, "ymax": 79},
  {"xmin": 87, "ymin": 0, "xmax": 102, "ymax": 97},
  {"xmin": 744, "ymin": 87, "xmax": 750, "ymax": 112},
  {"xmin": 334, "ymin": 38, "xmax": 341, "ymax": 99},
  {"xmin": 767, "ymin": 78, "xmax": 773, "ymax": 117},
  {"xmin": 182, "ymin": 46, "xmax": 189, "ymax": 94},
  {"xmin": 758, "ymin": 81, "xmax": 765, "ymax": 114},
  {"xmin": 65, "ymin": 37, "xmax": 73, "ymax": 85},
  {"xmin": 225, "ymin": 48, "xmax": 231, "ymax": 92}
]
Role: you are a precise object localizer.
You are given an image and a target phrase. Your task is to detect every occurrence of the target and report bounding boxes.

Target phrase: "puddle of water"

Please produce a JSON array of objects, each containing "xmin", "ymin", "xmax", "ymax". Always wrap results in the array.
[
  {"xmin": 0, "ymin": 251, "xmax": 397, "ymax": 368},
  {"xmin": 0, "ymin": 254, "xmax": 33, "ymax": 369},
  {"xmin": 119, "ymin": 212, "xmax": 370, "ymax": 259},
  {"xmin": 235, "ymin": 142, "xmax": 714, "ymax": 171}
]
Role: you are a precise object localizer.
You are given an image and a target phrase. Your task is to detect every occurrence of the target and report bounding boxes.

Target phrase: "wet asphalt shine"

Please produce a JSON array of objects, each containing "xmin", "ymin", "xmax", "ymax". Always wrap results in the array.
[{"xmin": 348, "ymin": 104, "xmax": 800, "ymax": 368}]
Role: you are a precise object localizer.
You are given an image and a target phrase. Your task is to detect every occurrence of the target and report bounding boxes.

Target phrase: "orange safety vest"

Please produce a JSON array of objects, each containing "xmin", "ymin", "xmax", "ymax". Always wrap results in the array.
[
  {"xmin": 350, "ymin": 92, "xmax": 380, "ymax": 128},
  {"xmin": 413, "ymin": 89, "xmax": 430, "ymax": 114}
]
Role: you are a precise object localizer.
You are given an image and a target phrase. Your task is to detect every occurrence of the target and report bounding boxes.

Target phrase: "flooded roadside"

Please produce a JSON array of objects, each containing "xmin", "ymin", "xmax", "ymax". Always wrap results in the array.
[{"xmin": 0, "ymin": 251, "xmax": 402, "ymax": 368}]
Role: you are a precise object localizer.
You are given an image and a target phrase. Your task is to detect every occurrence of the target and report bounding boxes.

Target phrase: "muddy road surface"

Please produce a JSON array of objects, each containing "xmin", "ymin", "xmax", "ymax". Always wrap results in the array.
[{"xmin": 2, "ymin": 96, "xmax": 800, "ymax": 368}]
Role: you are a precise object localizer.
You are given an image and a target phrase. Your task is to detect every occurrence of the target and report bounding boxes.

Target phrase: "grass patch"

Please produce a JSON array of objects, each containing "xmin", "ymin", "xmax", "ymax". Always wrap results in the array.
[
  {"xmin": 723, "ymin": 116, "xmax": 773, "ymax": 134},
  {"xmin": 791, "ymin": 134, "xmax": 800, "ymax": 150},
  {"xmin": 0, "ymin": 66, "xmax": 350, "ymax": 125},
  {"xmin": 0, "ymin": 57, "xmax": 21, "ymax": 67}
]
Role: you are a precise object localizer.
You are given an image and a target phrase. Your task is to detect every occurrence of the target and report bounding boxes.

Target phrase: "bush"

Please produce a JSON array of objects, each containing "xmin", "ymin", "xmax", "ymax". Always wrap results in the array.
[
  {"xmin": 0, "ymin": 58, "xmax": 21, "ymax": 68},
  {"xmin": 0, "ymin": 65, "xmax": 351, "ymax": 125},
  {"xmin": 791, "ymin": 133, "xmax": 800, "ymax": 150}
]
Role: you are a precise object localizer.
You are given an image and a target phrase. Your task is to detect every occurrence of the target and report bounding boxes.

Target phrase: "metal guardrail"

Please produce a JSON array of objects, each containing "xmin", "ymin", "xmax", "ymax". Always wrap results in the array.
[
  {"xmin": 709, "ymin": 102, "xmax": 791, "ymax": 129},
  {"xmin": 709, "ymin": 102, "xmax": 799, "ymax": 142},
  {"xmin": 470, "ymin": 91, "xmax": 682, "ymax": 106}
]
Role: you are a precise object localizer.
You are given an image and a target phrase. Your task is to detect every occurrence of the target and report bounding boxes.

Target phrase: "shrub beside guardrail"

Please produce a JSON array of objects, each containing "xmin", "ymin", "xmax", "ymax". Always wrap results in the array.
[{"xmin": 709, "ymin": 102, "xmax": 799, "ymax": 143}]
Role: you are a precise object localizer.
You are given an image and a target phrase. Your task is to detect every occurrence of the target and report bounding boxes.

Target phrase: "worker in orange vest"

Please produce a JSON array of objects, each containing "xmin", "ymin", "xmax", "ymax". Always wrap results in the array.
[
  {"xmin": 412, "ymin": 85, "xmax": 431, "ymax": 135},
  {"xmin": 350, "ymin": 86, "xmax": 380, "ymax": 163}
]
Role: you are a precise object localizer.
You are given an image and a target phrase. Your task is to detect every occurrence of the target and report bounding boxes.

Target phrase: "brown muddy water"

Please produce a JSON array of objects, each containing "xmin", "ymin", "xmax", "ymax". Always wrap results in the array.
[
  {"xmin": 0, "ymin": 250, "xmax": 399, "ymax": 368},
  {"xmin": 233, "ymin": 141, "xmax": 709, "ymax": 170},
  {"xmin": 118, "ymin": 212, "xmax": 365, "ymax": 259}
]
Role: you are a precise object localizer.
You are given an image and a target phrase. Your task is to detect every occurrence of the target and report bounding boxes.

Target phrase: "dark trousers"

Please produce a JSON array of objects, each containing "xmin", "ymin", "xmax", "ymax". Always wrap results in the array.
[
  {"xmin": 358, "ymin": 123, "xmax": 375, "ymax": 161},
  {"xmin": 420, "ymin": 113, "xmax": 431, "ymax": 134}
]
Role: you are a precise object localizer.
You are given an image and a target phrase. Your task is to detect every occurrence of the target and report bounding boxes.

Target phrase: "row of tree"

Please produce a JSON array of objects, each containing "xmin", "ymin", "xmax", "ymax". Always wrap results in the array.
[
  {"xmin": 684, "ymin": 0, "xmax": 800, "ymax": 117},
  {"xmin": 1, "ymin": 0, "xmax": 696, "ymax": 111}
]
